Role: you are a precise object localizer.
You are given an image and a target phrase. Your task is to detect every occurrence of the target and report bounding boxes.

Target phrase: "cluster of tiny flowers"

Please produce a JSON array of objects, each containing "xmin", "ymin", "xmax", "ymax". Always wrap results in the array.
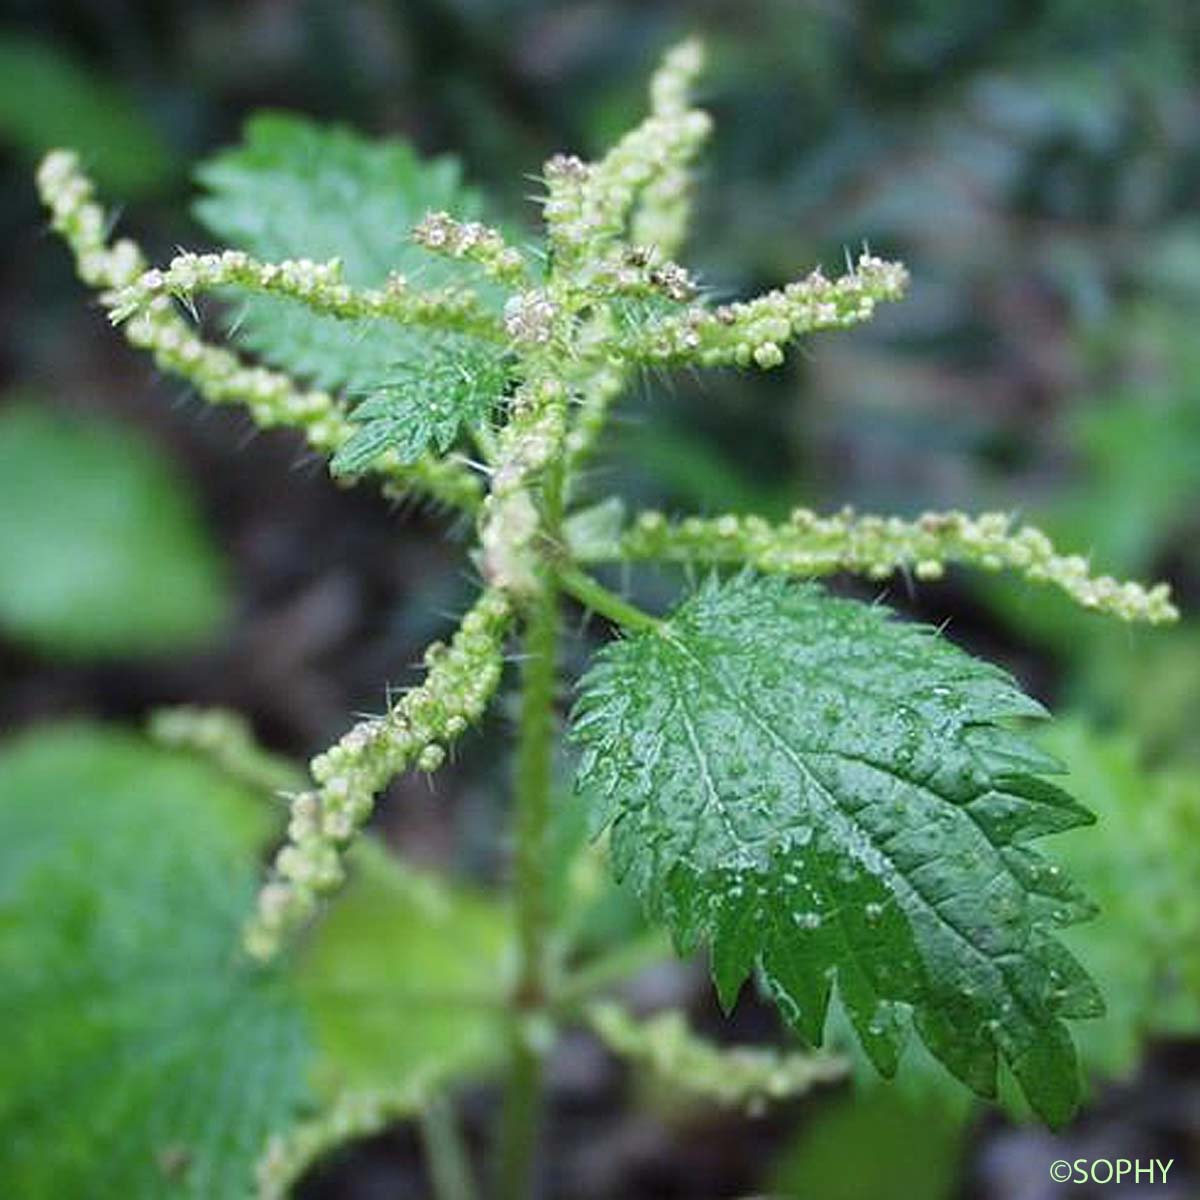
[
  {"xmin": 586, "ymin": 1001, "xmax": 847, "ymax": 1114},
  {"xmin": 574, "ymin": 244, "xmax": 698, "ymax": 303},
  {"xmin": 541, "ymin": 42, "xmax": 710, "ymax": 268},
  {"xmin": 631, "ymin": 38, "xmax": 707, "ymax": 252},
  {"xmin": 537, "ymin": 47, "xmax": 710, "ymax": 487},
  {"xmin": 613, "ymin": 508, "xmax": 1179, "ymax": 623},
  {"xmin": 256, "ymin": 1086, "xmax": 426, "ymax": 1200},
  {"xmin": 37, "ymin": 150, "xmax": 147, "ymax": 290},
  {"xmin": 481, "ymin": 378, "xmax": 569, "ymax": 592},
  {"xmin": 624, "ymin": 253, "xmax": 909, "ymax": 368},
  {"xmin": 412, "ymin": 210, "xmax": 527, "ymax": 284},
  {"xmin": 540, "ymin": 153, "xmax": 590, "ymax": 239},
  {"xmin": 36, "ymin": 151, "xmax": 482, "ymax": 511},
  {"xmin": 108, "ymin": 248, "xmax": 505, "ymax": 343},
  {"xmin": 529, "ymin": 45, "xmax": 710, "ymax": 485},
  {"xmin": 574, "ymin": 104, "xmax": 712, "ymax": 248},
  {"xmin": 648, "ymin": 37, "xmax": 704, "ymax": 119},
  {"xmin": 503, "ymin": 289, "xmax": 558, "ymax": 344},
  {"xmin": 244, "ymin": 589, "xmax": 513, "ymax": 959}
]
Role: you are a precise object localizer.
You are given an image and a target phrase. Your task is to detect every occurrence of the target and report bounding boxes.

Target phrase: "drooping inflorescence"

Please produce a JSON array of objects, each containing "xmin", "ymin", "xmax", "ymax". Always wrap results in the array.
[
  {"xmin": 244, "ymin": 588, "xmax": 512, "ymax": 959},
  {"xmin": 107, "ymin": 248, "xmax": 507, "ymax": 341},
  {"xmin": 35, "ymin": 150, "xmax": 484, "ymax": 513}
]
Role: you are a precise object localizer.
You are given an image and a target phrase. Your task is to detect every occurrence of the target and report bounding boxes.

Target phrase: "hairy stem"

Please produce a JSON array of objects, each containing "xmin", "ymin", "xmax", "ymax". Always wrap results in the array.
[
  {"xmin": 511, "ymin": 578, "xmax": 560, "ymax": 1007},
  {"xmin": 495, "ymin": 464, "xmax": 564, "ymax": 1199}
]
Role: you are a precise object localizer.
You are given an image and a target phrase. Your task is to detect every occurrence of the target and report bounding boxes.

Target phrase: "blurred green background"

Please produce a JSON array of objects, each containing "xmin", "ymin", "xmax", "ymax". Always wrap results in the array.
[{"xmin": 1, "ymin": 2, "xmax": 1198, "ymax": 1197}]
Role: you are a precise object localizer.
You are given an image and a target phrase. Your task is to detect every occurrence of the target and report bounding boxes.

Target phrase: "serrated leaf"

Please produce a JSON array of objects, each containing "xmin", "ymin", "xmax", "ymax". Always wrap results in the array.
[
  {"xmin": 0, "ymin": 402, "xmax": 228, "ymax": 658},
  {"xmin": 193, "ymin": 114, "xmax": 497, "ymax": 395},
  {"xmin": 572, "ymin": 574, "xmax": 1099, "ymax": 1125},
  {"xmin": 296, "ymin": 839, "xmax": 511, "ymax": 1096},
  {"xmin": 0, "ymin": 724, "xmax": 310, "ymax": 1199},
  {"xmin": 330, "ymin": 333, "xmax": 510, "ymax": 475},
  {"xmin": 833, "ymin": 720, "xmax": 1200, "ymax": 1117}
]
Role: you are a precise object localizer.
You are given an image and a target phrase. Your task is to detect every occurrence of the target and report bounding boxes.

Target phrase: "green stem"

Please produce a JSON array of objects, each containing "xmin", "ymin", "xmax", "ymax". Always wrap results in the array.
[
  {"xmin": 556, "ymin": 565, "xmax": 662, "ymax": 633},
  {"xmin": 420, "ymin": 1094, "xmax": 479, "ymax": 1200},
  {"xmin": 511, "ymin": 576, "xmax": 559, "ymax": 1007},
  {"xmin": 495, "ymin": 462, "xmax": 564, "ymax": 1200},
  {"xmin": 494, "ymin": 1030, "xmax": 544, "ymax": 1200},
  {"xmin": 553, "ymin": 930, "xmax": 673, "ymax": 1016}
]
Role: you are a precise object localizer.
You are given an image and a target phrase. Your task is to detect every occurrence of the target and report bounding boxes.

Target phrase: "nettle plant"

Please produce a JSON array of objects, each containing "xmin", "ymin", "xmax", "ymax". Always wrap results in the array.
[{"xmin": 38, "ymin": 39, "xmax": 1178, "ymax": 1199}]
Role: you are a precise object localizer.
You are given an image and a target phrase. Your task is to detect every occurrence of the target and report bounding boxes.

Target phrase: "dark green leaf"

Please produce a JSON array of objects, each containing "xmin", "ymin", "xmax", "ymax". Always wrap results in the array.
[
  {"xmin": 0, "ymin": 402, "xmax": 228, "ymax": 658},
  {"xmin": 0, "ymin": 724, "xmax": 310, "ymax": 1199},
  {"xmin": 572, "ymin": 574, "xmax": 1099, "ymax": 1124},
  {"xmin": 193, "ymin": 114, "xmax": 496, "ymax": 394},
  {"xmin": 834, "ymin": 720, "xmax": 1200, "ymax": 1115}
]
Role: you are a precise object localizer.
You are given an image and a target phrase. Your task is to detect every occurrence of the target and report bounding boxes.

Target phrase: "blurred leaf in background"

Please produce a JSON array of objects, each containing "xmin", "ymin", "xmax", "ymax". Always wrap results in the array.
[
  {"xmin": 769, "ymin": 1087, "xmax": 964, "ymax": 1200},
  {"xmin": 1016, "ymin": 306, "xmax": 1200, "ymax": 585},
  {"xmin": 296, "ymin": 838, "xmax": 511, "ymax": 1097},
  {"xmin": 0, "ymin": 33, "xmax": 177, "ymax": 197},
  {"xmin": 1069, "ymin": 626, "xmax": 1200, "ymax": 765},
  {"xmin": 1048, "ymin": 720, "xmax": 1200, "ymax": 1079},
  {"xmin": 977, "ymin": 301, "xmax": 1200, "ymax": 763},
  {"xmin": 0, "ymin": 720, "xmax": 514, "ymax": 1195},
  {"xmin": 0, "ymin": 723, "xmax": 310, "ymax": 1198},
  {"xmin": 0, "ymin": 400, "xmax": 229, "ymax": 659}
]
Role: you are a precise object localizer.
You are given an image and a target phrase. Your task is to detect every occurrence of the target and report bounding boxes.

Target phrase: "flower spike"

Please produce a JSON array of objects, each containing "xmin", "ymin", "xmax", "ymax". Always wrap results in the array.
[{"xmin": 597, "ymin": 508, "xmax": 1178, "ymax": 624}]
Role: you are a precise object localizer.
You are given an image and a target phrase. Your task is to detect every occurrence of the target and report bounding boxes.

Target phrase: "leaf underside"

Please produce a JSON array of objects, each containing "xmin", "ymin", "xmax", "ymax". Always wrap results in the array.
[
  {"xmin": 193, "ymin": 113, "xmax": 500, "ymax": 397},
  {"xmin": 572, "ymin": 574, "xmax": 1102, "ymax": 1124}
]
